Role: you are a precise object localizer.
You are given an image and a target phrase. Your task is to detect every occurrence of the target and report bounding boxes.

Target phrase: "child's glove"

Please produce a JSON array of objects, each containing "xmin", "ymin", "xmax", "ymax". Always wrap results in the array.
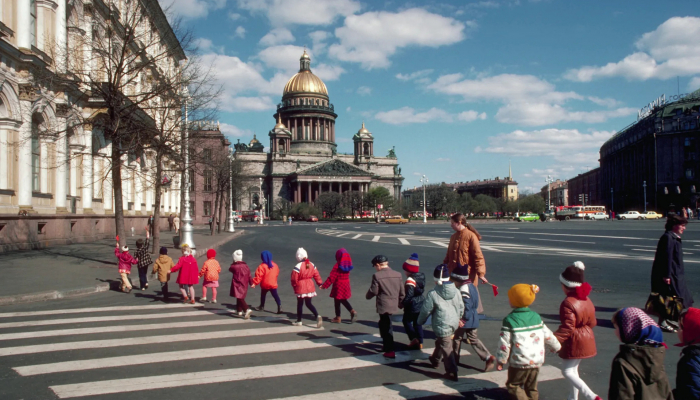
[
  {"xmin": 459, "ymin": 319, "xmax": 466, "ymax": 328},
  {"xmin": 496, "ymin": 363, "xmax": 504, "ymax": 371}
]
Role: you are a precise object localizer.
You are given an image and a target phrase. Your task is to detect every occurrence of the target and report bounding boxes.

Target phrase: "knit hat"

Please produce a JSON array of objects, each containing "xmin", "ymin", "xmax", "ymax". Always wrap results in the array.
[
  {"xmin": 560, "ymin": 261, "xmax": 585, "ymax": 288},
  {"xmin": 121, "ymin": 245, "xmax": 129, "ymax": 252},
  {"xmin": 261, "ymin": 251, "xmax": 273, "ymax": 268},
  {"xmin": 336, "ymin": 248, "xmax": 353, "ymax": 272},
  {"xmin": 296, "ymin": 248, "xmax": 308, "ymax": 262},
  {"xmin": 679, "ymin": 308, "xmax": 700, "ymax": 346},
  {"xmin": 402, "ymin": 253, "xmax": 420, "ymax": 273},
  {"xmin": 372, "ymin": 255, "xmax": 388, "ymax": 265},
  {"xmin": 451, "ymin": 263, "xmax": 470, "ymax": 282},
  {"xmin": 207, "ymin": 249, "xmax": 216, "ymax": 259},
  {"xmin": 508, "ymin": 284, "xmax": 539, "ymax": 308},
  {"xmin": 159, "ymin": 247, "xmax": 168, "ymax": 255},
  {"xmin": 233, "ymin": 250, "xmax": 243, "ymax": 263},
  {"xmin": 433, "ymin": 264, "xmax": 451, "ymax": 285},
  {"xmin": 613, "ymin": 307, "xmax": 665, "ymax": 347}
]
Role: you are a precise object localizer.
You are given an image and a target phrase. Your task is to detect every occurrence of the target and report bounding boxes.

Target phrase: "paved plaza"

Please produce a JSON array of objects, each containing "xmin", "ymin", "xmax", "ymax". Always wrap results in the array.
[{"xmin": 0, "ymin": 219, "xmax": 696, "ymax": 399}]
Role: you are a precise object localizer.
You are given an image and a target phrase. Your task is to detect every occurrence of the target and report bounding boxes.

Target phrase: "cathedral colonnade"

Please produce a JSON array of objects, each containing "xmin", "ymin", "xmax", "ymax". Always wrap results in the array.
[{"xmin": 292, "ymin": 180, "xmax": 371, "ymax": 204}]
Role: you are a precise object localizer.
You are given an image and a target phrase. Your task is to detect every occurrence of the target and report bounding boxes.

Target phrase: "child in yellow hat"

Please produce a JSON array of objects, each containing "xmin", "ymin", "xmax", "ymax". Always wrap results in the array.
[{"xmin": 496, "ymin": 284, "xmax": 561, "ymax": 400}]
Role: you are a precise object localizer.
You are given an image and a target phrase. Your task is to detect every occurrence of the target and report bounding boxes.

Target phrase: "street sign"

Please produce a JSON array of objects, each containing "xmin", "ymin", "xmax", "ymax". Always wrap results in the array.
[{"xmin": 377, "ymin": 204, "xmax": 383, "ymax": 209}]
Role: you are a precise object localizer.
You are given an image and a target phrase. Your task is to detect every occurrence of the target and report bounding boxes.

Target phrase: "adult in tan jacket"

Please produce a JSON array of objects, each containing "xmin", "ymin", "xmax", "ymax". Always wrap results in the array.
[
  {"xmin": 152, "ymin": 247, "xmax": 174, "ymax": 299},
  {"xmin": 443, "ymin": 213, "xmax": 487, "ymax": 284}
]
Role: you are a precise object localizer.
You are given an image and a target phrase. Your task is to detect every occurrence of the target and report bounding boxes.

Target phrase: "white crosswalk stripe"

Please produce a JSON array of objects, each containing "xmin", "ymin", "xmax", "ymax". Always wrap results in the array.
[{"xmin": 0, "ymin": 303, "xmax": 563, "ymax": 399}]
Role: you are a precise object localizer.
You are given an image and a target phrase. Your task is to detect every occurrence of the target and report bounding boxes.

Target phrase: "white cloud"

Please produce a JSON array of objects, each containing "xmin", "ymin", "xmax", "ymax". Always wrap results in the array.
[
  {"xmin": 159, "ymin": 0, "xmax": 225, "ymax": 19},
  {"xmin": 229, "ymin": 12, "xmax": 242, "ymax": 20},
  {"xmin": 436, "ymin": 158, "xmax": 451, "ymax": 162},
  {"xmin": 220, "ymin": 122, "xmax": 253, "ymax": 138},
  {"xmin": 495, "ymin": 102, "xmax": 636, "ymax": 126},
  {"xmin": 458, "ymin": 110, "xmax": 487, "ymax": 122},
  {"xmin": 396, "ymin": 69, "xmax": 434, "ymax": 81},
  {"xmin": 220, "ymin": 95, "xmax": 276, "ymax": 112},
  {"xmin": 587, "ymin": 96, "xmax": 622, "ymax": 108},
  {"xmin": 234, "ymin": 26, "xmax": 246, "ymax": 38},
  {"xmin": 375, "ymin": 107, "xmax": 452, "ymax": 124},
  {"xmin": 329, "ymin": 8, "xmax": 465, "ymax": 69},
  {"xmin": 356, "ymin": 86, "xmax": 372, "ymax": 96},
  {"xmin": 237, "ymin": 0, "xmax": 360, "ymax": 26},
  {"xmin": 259, "ymin": 28, "xmax": 295, "ymax": 46},
  {"xmin": 313, "ymin": 63, "xmax": 345, "ymax": 81},
  {"xmin": 565, "ymin": 17, "xmax": 700, "ymax": 82},
  {"xmin": 689, "ymin": 76, "xmax": 700, "ymax": 91},
  {"xmin": 257, "ymin": 45, "xmax": 308, "ymax": 72},
  {"xmin": 195, "ymin": 38, "xmax": 214, "ymax": 51},
  {"xmin": 309, "ymin": 31, "xmax": 331, "ymax": 53}
]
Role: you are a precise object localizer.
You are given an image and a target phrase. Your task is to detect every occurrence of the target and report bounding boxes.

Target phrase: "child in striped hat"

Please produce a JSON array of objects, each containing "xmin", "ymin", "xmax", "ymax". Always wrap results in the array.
[{"xmin": 401, "ymin": 253, "xmax": 425, "ymax": 349}]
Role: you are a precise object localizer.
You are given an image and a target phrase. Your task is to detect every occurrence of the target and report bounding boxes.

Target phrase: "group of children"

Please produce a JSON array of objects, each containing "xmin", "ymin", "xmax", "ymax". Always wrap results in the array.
[{"xmin": 115, "ymin": 241, "xmax": 700, "ymax": 399}]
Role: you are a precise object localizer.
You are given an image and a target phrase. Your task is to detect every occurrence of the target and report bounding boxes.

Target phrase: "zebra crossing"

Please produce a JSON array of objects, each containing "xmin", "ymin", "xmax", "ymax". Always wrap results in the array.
[{"xmin": 0, "ymin": 303, "xmax": 563, "ymax": 399}]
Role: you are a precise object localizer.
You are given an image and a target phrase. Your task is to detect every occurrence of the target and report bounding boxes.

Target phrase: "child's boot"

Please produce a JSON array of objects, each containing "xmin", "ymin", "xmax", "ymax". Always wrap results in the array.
[
  {"xmin": 277, "ymin": 305, "xmax": 283, "ymax": 314},
  {"xmin": 350, "ymin": 310, "xmax": 358, "ymax": 323},
  {"xmin": 331, "ymin": 316, "xmax": 342, "ymax": 323}
]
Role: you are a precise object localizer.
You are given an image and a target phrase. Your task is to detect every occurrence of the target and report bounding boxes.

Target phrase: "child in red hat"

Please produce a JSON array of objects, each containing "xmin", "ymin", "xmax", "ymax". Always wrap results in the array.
[
  {"xmin": 675, "ymin": 307, "xmax": 700, "ymax": 399},
  {"xmin": 199, "ymin": 249, "xmax": 221, "ymax": 303},
  {"xmin": 401, "ymin": 253, "xmax": 425, "ymax": 349}
]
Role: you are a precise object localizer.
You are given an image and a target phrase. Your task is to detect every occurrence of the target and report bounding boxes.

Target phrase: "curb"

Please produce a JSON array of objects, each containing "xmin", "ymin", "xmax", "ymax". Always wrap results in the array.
[{"xmin": 0, "ymin": 230, "xmax": 245, "ymax": 307}]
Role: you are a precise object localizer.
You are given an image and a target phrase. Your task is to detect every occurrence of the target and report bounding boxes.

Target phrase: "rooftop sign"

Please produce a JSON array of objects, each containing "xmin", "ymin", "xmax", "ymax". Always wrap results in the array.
[{"xmin": 637, "ymin": 94, "xmax": 666, "ymax": 121}]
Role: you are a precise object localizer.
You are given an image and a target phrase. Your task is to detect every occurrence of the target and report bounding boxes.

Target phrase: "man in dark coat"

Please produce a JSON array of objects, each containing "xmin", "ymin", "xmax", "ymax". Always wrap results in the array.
[{"xmin": 652, "ymin": 215, "xmax": 693, "ymax": 331}]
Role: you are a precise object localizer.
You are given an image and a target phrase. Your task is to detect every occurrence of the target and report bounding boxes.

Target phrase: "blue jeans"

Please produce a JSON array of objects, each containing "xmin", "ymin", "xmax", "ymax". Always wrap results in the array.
[
  {"xmin": 137, "ymin": 268, "xmax": 148, "ymax": 289},
  {"xmin": 403, "ymin": 312, "xmax": 424, "ymax": 344}
]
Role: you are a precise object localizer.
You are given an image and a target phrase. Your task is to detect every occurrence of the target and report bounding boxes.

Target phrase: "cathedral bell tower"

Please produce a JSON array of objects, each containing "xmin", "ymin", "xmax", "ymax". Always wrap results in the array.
[
  {"xmin": 353, "ymin": 122, "xmax": 374, "ymax": 164},
  {"xmin": 269, "ymin": 115, "xmax": 292, "ymax": 157}
]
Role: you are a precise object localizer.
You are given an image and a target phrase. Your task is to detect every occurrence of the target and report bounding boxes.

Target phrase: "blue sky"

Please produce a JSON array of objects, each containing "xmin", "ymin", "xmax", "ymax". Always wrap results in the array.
[{"xmin": 160, "ymin": 0, "xmax": 700, "ymax": 194}]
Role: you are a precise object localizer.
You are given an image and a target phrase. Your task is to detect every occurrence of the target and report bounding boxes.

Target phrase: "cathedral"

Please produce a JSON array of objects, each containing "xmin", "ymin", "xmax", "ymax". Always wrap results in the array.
[{"xmin": 234, "ymin": 51, "xmax": 404, "ymax": 213}]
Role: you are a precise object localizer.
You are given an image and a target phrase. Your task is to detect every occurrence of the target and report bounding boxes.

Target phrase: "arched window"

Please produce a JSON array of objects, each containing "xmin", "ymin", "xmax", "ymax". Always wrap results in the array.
[
  {"xmin": 363, "ymin": 142, "xmax": 370, "ymax": 155},
  {"xmin": 278, "ymin": 138, "xmax": 285, "ymax": 153},
  {"xmin": 31, "ymin": 114, "xmax": 45, "ymax": 191}
]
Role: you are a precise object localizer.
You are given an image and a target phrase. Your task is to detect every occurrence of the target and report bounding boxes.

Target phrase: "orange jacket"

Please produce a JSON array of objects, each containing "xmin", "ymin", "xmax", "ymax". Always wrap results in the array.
[
  {"xmin": 252, "ymin": 261, "xmax": 280, "ymax": 290},
  {"xmin": 443, "ymin": 228, "xmax": 485, "ymax": 284},
  {"xmin": 199, "ymin": 259, "xmax": 221, "ymax": 282}
]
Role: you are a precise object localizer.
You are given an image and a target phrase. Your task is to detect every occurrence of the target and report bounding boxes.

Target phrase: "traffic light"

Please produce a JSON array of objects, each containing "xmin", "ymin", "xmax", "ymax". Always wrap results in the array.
[
  {"xmin": 419, "ymin": 200, "xmax": 424, "ymax": 207},
  {"xmin": 578, "ymin": 194, "xmax": 583, "ymax": 203},
  {"xmin": 426, "ymin": 201, "xmax": 430, "ymax": 207}
]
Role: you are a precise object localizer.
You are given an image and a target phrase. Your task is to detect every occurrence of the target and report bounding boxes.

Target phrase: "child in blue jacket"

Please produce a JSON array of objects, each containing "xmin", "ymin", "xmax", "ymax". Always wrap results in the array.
[
  {"xmin": 451, "ymin": 264, "xmax": 496, "ymax": 371},
  {"xmin": 401, "ymin": 253, "xmax": 425, "ymax": 350},
  {"xmin": 676, "ymin": 307, "xmax": 700, "ymax": 399}
]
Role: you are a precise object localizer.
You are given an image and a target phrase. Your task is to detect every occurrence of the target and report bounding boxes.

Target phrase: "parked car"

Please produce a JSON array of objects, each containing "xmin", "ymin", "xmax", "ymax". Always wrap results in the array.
[
  {"xmin": 617, "ymin": 211, "xmax": 644, "ymax": 220},
  {"xmin": 307, "ymin": 216, "xmax": 318, "ymax": 222},
  {"xmin": 516, "ymin": 213, "xmax": 539, "ymax": 222},
  {"xmin": 585, "ymin": 212, "xmax": 609, "ymax": 221},
  {"xmin": 642, "ymin": 211, "xmax": 663, "ymax": 219},
  {"xmin": 385, "ymin": 217, "xmax": 409, "ymax": 224}
]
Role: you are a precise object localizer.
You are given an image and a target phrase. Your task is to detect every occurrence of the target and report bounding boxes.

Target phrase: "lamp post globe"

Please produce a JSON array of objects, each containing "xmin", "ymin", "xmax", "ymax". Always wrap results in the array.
[
  {"xmin": 226, "ymin": 149, "xmax": 235, "ymax": 233},
  {"xmin": 258, "ymin": 177, "xmax": 264, "ymax": 225},
  {"xmin": 179, "ymin": 86, "xmax": 195, "ymax": 249},
  {"xmin": 420, "ymin": 175, "xmax": 428, "ymax": 224}
]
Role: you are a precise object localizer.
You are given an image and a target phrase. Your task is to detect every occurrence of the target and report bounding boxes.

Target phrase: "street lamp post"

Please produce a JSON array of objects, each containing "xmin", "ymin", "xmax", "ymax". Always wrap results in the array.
[
  {"xmin": 611, "ymin": 187, "xmax": 614, "ymax": 219},
  {"xmin": 179, "ymin": 87, "xmax": 195, "ymax": 249},
  {"xmin": 420, "ymin": 175, "xmax": 428, "ymax": 223},
  {"xmin": 258, "ymin": 177, "xmax": 264, "ymax": 225},
  {"xmin": 226, "ymin": 149, "xmax": 235, "ymax": 233},
  {"xmin": 643, "ymin": 181, "xmax": 647, "ymax": 213},
  {"xmin": 545, "ymin": 175, "xmax": 553, "ymax": 211}
]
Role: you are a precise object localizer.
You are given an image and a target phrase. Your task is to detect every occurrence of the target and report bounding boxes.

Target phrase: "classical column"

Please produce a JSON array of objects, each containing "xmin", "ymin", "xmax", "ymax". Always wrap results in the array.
[
  {"xmin": 306, "ymin": 182, "xmax": 311, "ymax": 204},
  {"xmin": 81, "ymin": 150, "xmax": 94, "ymax": 213},
  {"xmin": 40, "ymin": 141, "xmax": 49, "ymax": 193},
  {"xmin": 17, "ymin": 96, "xmax": 33, "ymax": 211},
  {"xmin": 69, "ymin": 146, "xmax": 79, "ymax": 197},
  {"xmin": 55, "ymin": 0, "xmax": 67, "ymax": 73},
  {"xmin": 133, "ymin": 163, "xmax": 143, "ymax": 215},
  {"xmin": 102, "ymin": 145, "xmax": 113, "ymax": 214},
  {"xmin": 17, "ymin": 0, "xmax": 31, "ymax": 49},
  {"xmin": 54, "ymin": 119, "xmax": 68, "ymax": 212},
  {"xmin": 313, "ymin": 183, "xmax": 318, "ymax": 202},
  {"xmin": 0, "ymin": 128, "xmax": 7, "ymax": 189}
]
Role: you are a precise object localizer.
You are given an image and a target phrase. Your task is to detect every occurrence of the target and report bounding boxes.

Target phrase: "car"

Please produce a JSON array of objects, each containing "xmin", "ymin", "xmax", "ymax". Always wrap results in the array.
[
  {"xmin": 516, "ymin": 213, "xmax": 539, "ymax": 222},
  {"xmin": 642, "ymin": 211, "xmax": 663, "ymax": 220},
  {"xmin": 617, "ymin": 211, "xmax": 644, "ymax": 220},
  {"xmin": 585, "ymin": 212, "xmax": 609, "ymax": 221},
  {"xmin": 307, "ymin": 216, "xmax": 318, "ymax": 222},
  {"xmin": 385, "ymin": 217, "xmax": 409, "ymax": 224}
]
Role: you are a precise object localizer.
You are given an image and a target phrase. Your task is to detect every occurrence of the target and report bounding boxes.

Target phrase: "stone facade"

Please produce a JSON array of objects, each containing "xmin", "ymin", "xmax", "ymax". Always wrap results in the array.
[
  {"xmin": 567, "ymin": 168, "xmax": 601, "ymax": 207},
  {"xmin": 540, "ymin": 179, "xmax": 568, "ymax": 207},
  {"xmin": 188, "ymin": 122, "xmax": 231, "ymax": 225}
]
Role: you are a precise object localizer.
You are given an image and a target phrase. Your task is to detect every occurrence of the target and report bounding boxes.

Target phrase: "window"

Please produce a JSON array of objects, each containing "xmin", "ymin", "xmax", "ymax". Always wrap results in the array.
[
  {"xmin": 203, "ymin": 149, "xmax": 212, "ymax": 159},
  {"xmin": 203, "ymin": 170, "xmax": 213, "ymax": 191},
  {"xmin": 189, "ymin": 201, "xmax": 195, "ymax": 215},
  {"xmin": 30, "ymin": 0, "xmax": 37, "ymax": 47},
  {"xmin": 687, "ymin": 169, "xmax": 695, "ymax": 179},
  {"xmin": 31, "ymin": 137, "xmax": 40, "ymax": 191},
  {"xmin": 203, "ymin": 201, "xmax": 212, "ymax": 216}
]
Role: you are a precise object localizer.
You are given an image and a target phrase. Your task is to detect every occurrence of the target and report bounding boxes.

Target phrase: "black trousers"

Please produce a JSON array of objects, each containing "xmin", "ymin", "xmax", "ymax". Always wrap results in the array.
[
  {"xmin": 378, "ymin": 313, "xmax": 394, "ymax": 352},
  {"xmin": 296, "ymin": 297, "xmax": 318, "ymax": 321},
  {"xmin": 334, "ymin": 299, "xmax": 353, "ymax": 317}
]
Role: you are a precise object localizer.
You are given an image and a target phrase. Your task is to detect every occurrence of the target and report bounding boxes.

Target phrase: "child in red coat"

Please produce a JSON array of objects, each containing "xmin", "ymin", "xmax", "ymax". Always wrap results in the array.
[
  {"xmin": 291, "ymin": 248, "xmax": 323, "ymax": 328},
  {"xmin": 199, "ymin": 249, "xmax": 221, "ymax": 304},
  {"xmin": 321, "ymin": 248, "xmax": 356, "ymax": 323},
  {"xmin": 115, "ymin": 242, "xmax": 138, "ymax": 293},
  {"xmin": 230, "ymin": 250, "xmax": 252, "ymax": 319},
  {"xmin": 251, "ymin": 251, "xmax": 282, "ymax": 314},
  {"xmin": 171, "ymin": 244, "xmax": 199, "ymax": 304}
]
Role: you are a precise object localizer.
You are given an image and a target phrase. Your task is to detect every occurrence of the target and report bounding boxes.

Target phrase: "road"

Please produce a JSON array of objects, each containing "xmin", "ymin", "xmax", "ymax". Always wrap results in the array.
[{"xmin": 0, "ymin": 219, "xmax": 696, "ymax": 399}]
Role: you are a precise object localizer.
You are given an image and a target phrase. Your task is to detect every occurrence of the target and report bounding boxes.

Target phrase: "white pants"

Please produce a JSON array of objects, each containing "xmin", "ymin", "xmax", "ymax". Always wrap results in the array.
[{"xmin": 562, "ymin": 358, "xmax": 597, "ymax": 400}]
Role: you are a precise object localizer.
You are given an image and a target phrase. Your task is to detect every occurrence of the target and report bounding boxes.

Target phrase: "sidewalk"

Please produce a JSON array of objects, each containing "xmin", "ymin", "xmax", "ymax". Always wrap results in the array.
[{"xmin": 0, "ymin": 227, "xmax": 244, "ymax": 306}]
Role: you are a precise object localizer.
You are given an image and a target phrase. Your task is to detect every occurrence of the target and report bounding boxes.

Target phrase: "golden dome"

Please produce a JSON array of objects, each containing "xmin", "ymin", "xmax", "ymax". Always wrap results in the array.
[
  {"xmin": 283, "ymin": 52, "xmax": 328, "ymax": 96},
  {"xmin": 274, "ymin": 114, "xmax": 287, "ymax": 130},
  {"xmin": 357, "ymin": 122, "xmax": 371, "ymax": 136},
  {"xmin": 249, "ymin": 134, "xmax": 260, "ymax": 145}
]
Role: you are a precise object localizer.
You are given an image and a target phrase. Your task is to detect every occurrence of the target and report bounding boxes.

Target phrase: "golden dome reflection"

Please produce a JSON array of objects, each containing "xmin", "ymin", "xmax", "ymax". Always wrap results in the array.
[{"xmin": 283, "ymin": 52, "xmax": 329, "ymax": 97}]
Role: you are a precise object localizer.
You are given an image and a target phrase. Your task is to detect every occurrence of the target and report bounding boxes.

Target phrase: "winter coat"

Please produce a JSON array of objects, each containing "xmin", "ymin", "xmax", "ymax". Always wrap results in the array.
[
  {"xmin": 608, "ymin": 344, "xmax": 673, "ymax": 400},
  {"xmin": 252, "ymin": 261, "xmax": 280, "ymax": 290},
  {"xmin": 115, "ymin": 248, "xmax": 138, "ymax": 273},
  {"xmin": 402, "ymin": 272, "xmax": 426, "ymax": 315},
  {"xmin": 651, "ymin": 231, "xmax": 694, "ymax": 309},
  {"xmin": 291, "ymin": 260, "xmax": 323, "ymax": 295},
  {"xmin": 496, "ymin": 307, "xmax": 561, "ymax": 369},
  {"xmin": 554, "ymin": 295, "xmax": 597, "ymax": 359},
  {"xmin": 171, "ymin": 255, "xmax": 200, "ymax": 285},
  {"xmin": 675, "ymin": 344, "xmax": 700, "ymax": 400},
  {"xmin": 417, "ymin": 282, "xmax": 464, "ymax": 338},
  {"xmin": 229, "ymin": 261, "xmax": 251, "ymax": 298},
  {"xmin": 443, "ymin": 228, "xmax": 486, "ymax": 283},
  {"xmin": 199, "ymin": 259, "xmax": 221, "ymax": 282},
  {"xmin": 366, "ymin": 267, "xmax": 405, "ymax": 315},
  {"xmin": 152, "ymin": 255, "xmax": 174, "ymax": 282},
  {"xmin": 321, "ymin": 264, "xmax": 352, "ymax": 300},
  {"xmin": 458, "ymin": 282, "xmax": 480, "ymax": 329}
]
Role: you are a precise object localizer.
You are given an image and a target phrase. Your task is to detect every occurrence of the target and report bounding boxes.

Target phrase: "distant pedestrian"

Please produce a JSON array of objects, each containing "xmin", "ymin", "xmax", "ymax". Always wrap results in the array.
[
  {"xmin": 675, "ymin": 307, "xmax": 700, "ymax": 399},
  {"xmin": 321, "ymin": 248, "xmax": 357, "ymax": 323},
  {"xmin": 496, "ymin": 284, "xmax": 561, "ymax": 400},
  {"xmin": 651, "ymin": 214, "xmax": 693, "ymax": 332},
  {"xmin": 152, "ymin": 247, "xmax": 174, "ymax": 299},
  {"xmin": 115, "ymin": 241, "xmax": 138, "ymax": 293},
  {"xmin": 291, "ymin": 248, "xmax": 323, "ymax": 328},
  {"xmin": 168, "ymin": 214, "xmax": 174, "ymax": 231},
  {"xmin": 171, "ymin": 244, "xmax": 199, "ymax": 304},
  {"xmin": 230, "ymin": 250, "xmax": 252, "ymax": 319},
  {"xmin": 683, "ymin": 207, "xmax": 689, "ymax": 218},
  {"xmin": 554, "ymin": 261, "xmax": 600, "ymax": 400},
  {"xmin": 199, "ymin": 249, "xmax": 221, "ymax": 303},
  {"xmin": 401, "ymin": 253, "xmax": 425, "ymax": 350},
  {"xmin": 208, "ymin": 217, "xmax": 213, "ymax": 231},
  {"xmin": 366, "ymin": 254, "xmax": 405, "ymax": 359},
  {"xmin": 147, "ymin": 214, "xmax": 155, "ymax": 236},
  {"xmin": 134, "ymin": 231, "xmax": 152, "ymax": 290},
  {"xmin": 251, "ymin": 251, "xmax": 282, "ymax": 314},
  {"xmin": 418, "ymin": 264, "xmax": 464, "ymax": 382},
  {"xmin": 450, "ymin": 263, "xmax": 496, "ymax": 372},
  {"xmin": 289, "ymin": 216, "xmax": 293, "ymax": 225},
  {"xmin": 174, "ymin": 215, "xmax": 181, "ymax": 233},
  {"xmin": 608, "ymin": 307, "xmax": 672, "ymax": 400}
]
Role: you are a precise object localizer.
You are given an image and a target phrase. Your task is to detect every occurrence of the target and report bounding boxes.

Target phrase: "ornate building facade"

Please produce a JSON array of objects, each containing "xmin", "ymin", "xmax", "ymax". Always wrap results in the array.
[{"xmin": 234, "ymin": 52, "xmax": 404, "ymax": 212}]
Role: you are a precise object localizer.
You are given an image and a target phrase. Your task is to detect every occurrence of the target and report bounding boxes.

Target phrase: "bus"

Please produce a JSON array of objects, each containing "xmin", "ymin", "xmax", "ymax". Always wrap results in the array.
[
  {"xmin": 556, "ymin": 205, "xmax": 606, "ymax": 220},
  {"xmin": 241, "ymin": 210, "xmax": 260, "ymax": 222}
]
